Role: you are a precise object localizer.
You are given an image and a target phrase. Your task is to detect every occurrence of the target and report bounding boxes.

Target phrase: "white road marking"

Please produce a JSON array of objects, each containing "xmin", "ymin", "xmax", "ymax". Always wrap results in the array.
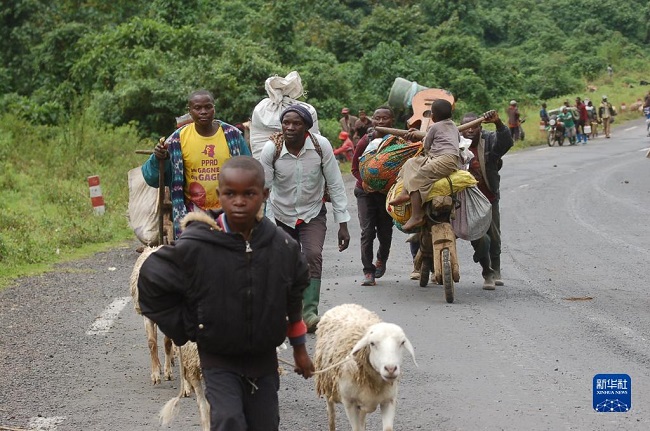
[
  {"xmin": 28, "ymin": 416, "xmax": 66, "ymax": 430},
  {"xmin": 535, "ymin": 147, "xmax": 551, "ymax": 151},
  {"xmin": 624, "ymin": 126, "xmax": 637, "ymax": 131},
  {"xmin": 86, "ymin": 297, "xmax": 132, "ymax": 335},
  {"xmin": 639, "ymin": 147, "xmax": 650, "ymax": 152},
  {"xmin": 518, "ymin": 184, "xmax": 529, "ymax": 189}
]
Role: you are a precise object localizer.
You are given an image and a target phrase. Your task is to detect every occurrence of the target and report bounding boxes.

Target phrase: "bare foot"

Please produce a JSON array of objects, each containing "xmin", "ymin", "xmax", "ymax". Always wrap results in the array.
[
  {"xmin": 401, "ymin": 216, "xmax": 426, "ymax": 231},
  {"xmin": 389, "ymin": 192, "xmax": 410, "ymax": 206}
]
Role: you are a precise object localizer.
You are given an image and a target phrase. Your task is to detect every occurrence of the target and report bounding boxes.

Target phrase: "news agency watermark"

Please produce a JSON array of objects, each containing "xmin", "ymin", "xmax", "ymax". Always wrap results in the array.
[{"xmin": 593, "ymin": 374, "xmax": 631, "ymax": 412}]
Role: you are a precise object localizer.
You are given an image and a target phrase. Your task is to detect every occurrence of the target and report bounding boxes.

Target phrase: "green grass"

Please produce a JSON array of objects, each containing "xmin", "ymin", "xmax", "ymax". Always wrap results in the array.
[{"xmin": 0, "ymin": 112, "xmax": 153, "ymax": 289}]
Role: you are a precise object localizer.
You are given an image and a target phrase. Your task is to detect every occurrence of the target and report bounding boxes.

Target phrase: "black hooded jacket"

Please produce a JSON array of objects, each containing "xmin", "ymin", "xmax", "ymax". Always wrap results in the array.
[{"xmin": 137, "ymin": 212, "xmax": 309, "ymax": 376}]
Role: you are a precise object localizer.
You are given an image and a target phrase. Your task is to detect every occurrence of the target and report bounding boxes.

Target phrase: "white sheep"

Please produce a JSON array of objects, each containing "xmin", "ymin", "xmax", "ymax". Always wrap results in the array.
[
  {"xmin": 130, "ymin": 246, "xmax": 210, "ymax": 431},
  {"xmin": 314, "ymin": 303, "xmax": 417, "ymax": 431}
]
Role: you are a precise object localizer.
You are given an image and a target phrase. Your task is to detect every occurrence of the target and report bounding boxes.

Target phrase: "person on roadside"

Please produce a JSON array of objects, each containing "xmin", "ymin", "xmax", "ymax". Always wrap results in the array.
[
  {"xmin": 643, "ymin": 91, "xmax": 650, "ymax": 136},
  {"xmin": 333, "ymin": 131, "xmax": 355, "ymax": 163},
  {"xmin": 558, "ymin": 106, "xmax": 577, "ymax": 145},
  {"xmin": 350, "ymin": 106, "xmax": 397, "ymax": 286},
  {"xmin": 460, "ymin": 111, "xmax": 513, "ymax": 290},
  {"xmin": 540, "ymin": 103, "xmax": 550, "ymax": 127},
  {"xmin": 353, "ymin": 109, "xmax": 372, "ymax": 142},
  {"xmin": 575, "ymin": 97, "xmax": 589, "ymax": 144},
  {"xmin": 141, "ymin": 89, "xmax": 251, "ymax": 240},
  {"xmin": 339, "ymin": 107, "xmax": 359, "ymax": 137},
  {"xmin": 599, "ymin": 95, "xmax": 615, "ymax": 138},
  {"xmin": 506, "ymin": 100, "xmax": 521, "ymax": 141},
  {"xmin": 586, "ymin": 99, "xmax": 599, "ymax": 138},
  {"xmin": 260, "ymin": 104, "xmax": 351, "ymax": 332},
  {"xmin": 138, "ymin": 157, "xmax": 314, "ymax": 431}
]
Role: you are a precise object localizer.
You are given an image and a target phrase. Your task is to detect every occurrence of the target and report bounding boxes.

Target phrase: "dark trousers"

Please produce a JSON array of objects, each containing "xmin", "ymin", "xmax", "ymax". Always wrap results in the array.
[
  {"xmin": 276, "ymin": 204, "xmax": 327, "ymax": 279},
  {"xmin": 471, "ymin": 200, "xmax": 501, "ymax": 270},
  {"xmin": 203, "ymin": 368, "xmax": 280, "ymax": 431},
  {"xmin": 354, "ymin": 187, "xmax": 393, "ymax": 274},
  {"xmin": 509, "ymin": 126, "xmax": 520, "ymax": 141}
]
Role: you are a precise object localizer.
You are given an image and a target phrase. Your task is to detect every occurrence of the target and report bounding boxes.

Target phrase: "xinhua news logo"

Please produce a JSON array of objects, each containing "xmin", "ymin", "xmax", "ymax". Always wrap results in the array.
[{"xmin": 593, "ymin": 374, "xmax": 631, "ymax": 412}]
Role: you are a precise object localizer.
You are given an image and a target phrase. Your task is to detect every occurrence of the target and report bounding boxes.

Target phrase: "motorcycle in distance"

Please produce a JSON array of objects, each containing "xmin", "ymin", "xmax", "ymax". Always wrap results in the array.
[{"xmin": 546, "ymin": 115, "xmax": 565, "ymax": 146}]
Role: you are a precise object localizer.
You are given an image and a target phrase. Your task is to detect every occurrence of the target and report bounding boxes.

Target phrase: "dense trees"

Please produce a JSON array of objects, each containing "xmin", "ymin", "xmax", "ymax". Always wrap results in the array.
[{"xmin": 1, "ymin": 0, "xmax": 648, "ymax": 138}]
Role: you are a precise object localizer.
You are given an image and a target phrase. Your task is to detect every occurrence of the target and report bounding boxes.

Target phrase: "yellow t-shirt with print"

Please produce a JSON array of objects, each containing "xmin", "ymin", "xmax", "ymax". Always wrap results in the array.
[{"xmin": 180, "ymin": 123, "xmax": 231, "ymax": 210}]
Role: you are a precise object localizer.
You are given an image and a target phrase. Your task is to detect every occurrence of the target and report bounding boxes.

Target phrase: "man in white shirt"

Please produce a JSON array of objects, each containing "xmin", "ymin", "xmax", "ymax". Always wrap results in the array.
[{"xmin": 260, "ymin": 105, "xmax": 351, "ymax": 332}]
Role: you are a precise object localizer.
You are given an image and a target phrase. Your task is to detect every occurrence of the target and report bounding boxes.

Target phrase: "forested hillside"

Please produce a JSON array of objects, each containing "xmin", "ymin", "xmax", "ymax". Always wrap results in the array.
[{"xmin": 2, "ymin": 0, "xmax": 649, "ymax": 137}]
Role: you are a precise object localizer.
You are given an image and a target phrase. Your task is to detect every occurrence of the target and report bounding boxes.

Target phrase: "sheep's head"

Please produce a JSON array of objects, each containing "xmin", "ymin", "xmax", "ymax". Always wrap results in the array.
[{"xmin": 350, "ymin": 322, "xmax": 417, "ymax": 382}]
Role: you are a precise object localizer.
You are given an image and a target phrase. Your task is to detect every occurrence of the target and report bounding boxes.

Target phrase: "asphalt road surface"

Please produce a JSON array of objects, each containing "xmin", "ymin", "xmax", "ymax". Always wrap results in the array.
[{"xmin": 2, "ymin": 118, "xmax": 649, "ymax": 431}]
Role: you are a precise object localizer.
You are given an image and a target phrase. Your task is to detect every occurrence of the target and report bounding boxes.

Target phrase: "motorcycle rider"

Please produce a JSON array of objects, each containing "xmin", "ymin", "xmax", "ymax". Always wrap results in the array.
[{"xmin": 558, "ymin": 106, "xmax": 577, "ymax": 145}]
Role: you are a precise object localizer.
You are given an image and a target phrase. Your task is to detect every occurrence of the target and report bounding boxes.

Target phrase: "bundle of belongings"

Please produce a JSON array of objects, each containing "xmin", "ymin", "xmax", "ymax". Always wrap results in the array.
[
  {"xmin": 384, "ymin": 134, "xmax": 491, "ymax": 240},
  {"xmin": 359, "ymin": 134, "xmax": 423, "ymax": 194},
  {"xmin": 386, "ymin": 170, "xmax": 478, "ymax": 232},
  {"xmin": 250, "ymin": 70, "xmax": 319, "ymax": 160}
]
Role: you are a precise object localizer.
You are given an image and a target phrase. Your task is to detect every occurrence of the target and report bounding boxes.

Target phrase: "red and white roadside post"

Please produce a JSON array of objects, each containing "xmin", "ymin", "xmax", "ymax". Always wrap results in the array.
[{"xmin": 88, "ymin": 175, "xmax": 105, "ymax": 215}]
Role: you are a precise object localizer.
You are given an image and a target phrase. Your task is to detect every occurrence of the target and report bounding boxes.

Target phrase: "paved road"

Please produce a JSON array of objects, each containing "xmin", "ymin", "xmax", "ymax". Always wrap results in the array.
[{"xmin": 1, "ymin": 119, "xmax": 649, "ymax": 430}]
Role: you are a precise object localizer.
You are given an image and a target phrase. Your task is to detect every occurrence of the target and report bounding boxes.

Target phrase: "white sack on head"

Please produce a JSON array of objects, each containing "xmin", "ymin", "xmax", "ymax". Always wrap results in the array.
[{"xmin": 250, "ymin": 71, "xmax": 320, "ymax": 159}]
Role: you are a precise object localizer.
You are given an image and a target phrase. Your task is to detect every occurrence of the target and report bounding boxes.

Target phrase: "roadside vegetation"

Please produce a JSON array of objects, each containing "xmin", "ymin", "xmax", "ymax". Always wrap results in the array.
[{"xmin": 1, "ymin": 0, "xmax": 649, "ymax": 287}]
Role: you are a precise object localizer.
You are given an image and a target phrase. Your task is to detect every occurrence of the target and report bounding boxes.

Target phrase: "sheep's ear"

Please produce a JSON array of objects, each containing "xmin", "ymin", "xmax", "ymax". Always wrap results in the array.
[
  {"xmin": 404, "ymin": 336, "xmax": 418, "ymax": 367},
  {"xmin": 350, "ymin": 334, "xmax": 370, "ymax": 356}
]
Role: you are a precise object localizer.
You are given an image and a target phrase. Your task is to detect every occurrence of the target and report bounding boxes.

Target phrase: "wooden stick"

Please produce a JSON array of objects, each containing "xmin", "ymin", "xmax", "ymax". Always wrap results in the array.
[
  {"xmin": 157, "ymin": 137, "xmax": 166, "ymax": 245},
  {"xmin": 375, "ymin": 114, "xmax": 488, "ymax": 140}
]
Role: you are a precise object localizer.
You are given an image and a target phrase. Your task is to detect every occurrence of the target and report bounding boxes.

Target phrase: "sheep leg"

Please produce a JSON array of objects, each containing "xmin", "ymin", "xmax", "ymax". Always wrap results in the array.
[
  {"xmin": 176, "ymin": 345, "xmax": 193, "ymax": 397},
  {"xmin": 359, "ymin": 411, "xmax": 368, "ymax": 431},
  {"xmin": 144, "ymin": 317, "xmax": 162, "ymax": 384},
  {"xmin": 163, "ymin": 335, "xmax": 174, "ymax": 381},
  {"xmin": 380, "ymin": 399, "xmax": 397, "ymax": 431},
  {"xmin": 191, "ymin": 376, "xmax": 210, "ymax": 431},
  {"xmin": 326, "ymin": 398, "xmax": 337, "ymax": 431},
  {"xmin": 342, "ymin": 400, "xmax": 364, "ymax": 431}
]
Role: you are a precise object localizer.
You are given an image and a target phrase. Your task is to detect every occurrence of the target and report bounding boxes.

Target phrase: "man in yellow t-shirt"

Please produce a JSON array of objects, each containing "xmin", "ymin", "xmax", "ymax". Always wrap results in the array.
[
  {"xmin": 180, "ymin": 121, "xmax": 232, "ymax": 209},
  {"xmin": 142, "ymin": 89, "xmax": 251, "ymax": 239}
]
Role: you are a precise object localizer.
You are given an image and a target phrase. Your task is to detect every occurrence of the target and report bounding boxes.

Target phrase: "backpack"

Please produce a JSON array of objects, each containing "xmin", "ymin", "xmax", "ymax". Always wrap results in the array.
[{"xmin": 270, "ymin": 132, "xmax": 331, "ymax": 202}]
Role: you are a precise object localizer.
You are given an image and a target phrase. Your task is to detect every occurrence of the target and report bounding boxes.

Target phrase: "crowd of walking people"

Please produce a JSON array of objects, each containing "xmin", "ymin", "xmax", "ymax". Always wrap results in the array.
[
  {"xmin": 536, "ymin": 93, "xmax": 647, "ymax": 143},
  {"xmin": 138, "ymin": 84, "xmax": 650, "ymax": 430}
]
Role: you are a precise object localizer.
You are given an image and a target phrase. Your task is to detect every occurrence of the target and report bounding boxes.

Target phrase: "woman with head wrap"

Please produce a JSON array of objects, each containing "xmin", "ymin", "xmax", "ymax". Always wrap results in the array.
[{"xmin": 259, "ymin": 104, "xmax": 351, "ymax": 333}]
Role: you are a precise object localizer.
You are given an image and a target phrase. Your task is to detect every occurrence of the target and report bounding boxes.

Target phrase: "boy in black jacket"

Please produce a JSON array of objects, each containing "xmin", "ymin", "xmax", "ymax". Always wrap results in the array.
[{"xmin": 138, "ymin": 156, "xmax": 314, "ymax": 431}]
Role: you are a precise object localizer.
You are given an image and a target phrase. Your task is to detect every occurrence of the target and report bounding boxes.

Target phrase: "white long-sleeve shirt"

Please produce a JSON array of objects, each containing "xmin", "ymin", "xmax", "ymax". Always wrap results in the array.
[{"xmin": 260, "ymin": 133, "xmax": 351, "ymax": 227}]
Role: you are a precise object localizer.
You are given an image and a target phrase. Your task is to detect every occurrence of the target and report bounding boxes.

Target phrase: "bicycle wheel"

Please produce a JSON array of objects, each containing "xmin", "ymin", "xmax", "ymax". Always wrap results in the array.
[
  {"xmin": 442, "ymin": 248, "xmax": 454, "ymax": 303},
  {"xmin": 420, "ymin": 257, "xmax": 431, "ymax": 287}
]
